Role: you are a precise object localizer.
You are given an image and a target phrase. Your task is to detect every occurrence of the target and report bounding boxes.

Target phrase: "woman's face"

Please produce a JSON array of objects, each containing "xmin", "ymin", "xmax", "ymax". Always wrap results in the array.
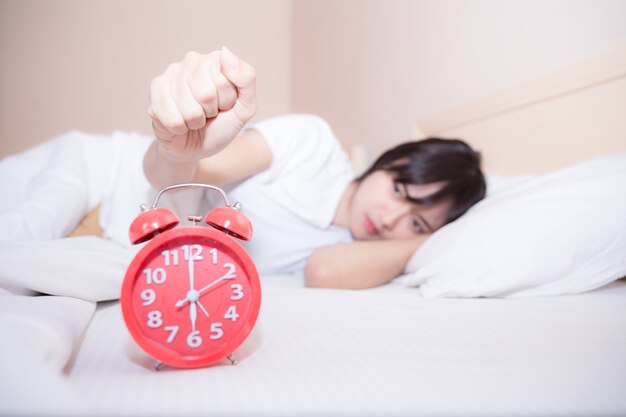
[{"xmin": 347, "ymin": 170, "xmax": 452, "ymax": 241}]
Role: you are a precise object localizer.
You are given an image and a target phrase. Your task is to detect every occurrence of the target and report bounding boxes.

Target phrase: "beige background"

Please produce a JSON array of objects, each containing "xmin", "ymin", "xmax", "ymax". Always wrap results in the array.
[
  {"xmin": 0, "ymin": 0, "xmax": 292, "ymax": 157},
  {"xmin": 416, "ymin": 44, "xmax": 626, "ymax": 175},
  {"xmin": 2, "ymin": 0, "xmax": 626, "ymax": 162}
]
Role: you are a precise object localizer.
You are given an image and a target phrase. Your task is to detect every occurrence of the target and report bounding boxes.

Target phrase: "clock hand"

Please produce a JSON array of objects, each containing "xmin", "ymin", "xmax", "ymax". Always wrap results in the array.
[
  {"xmin": 189, "ymin": 301, "xmax": 197, "ymax": 331},
  {"xmin": 195, "ymin": 276, "xmax": 226, "ymax": 296},
  {"xmin": 180, "ymin": 251, "xmax": 208, "ymax": 321},
  {"xmin": 196, "ymin": 269, "xmax": 237, "ymax": 295},
  {"xmin": 188, "ymin": 251, "xmax": 195, "ymax": 291},
  {"xmin": 197, "ymin": 300, "xmax": 209, "ymax": 317},
  {"xmin": 174, "ymin": 288, "xmax": 207, "ymax": 323},
  {"xmin": 187, "ymin": 252, "xmax": 198, "ymax": 330},
  {"xmin": 175, "ymin": 280, "xmax": 222, "ymax": 307},
  {"xmin": 175, "ymin": 270, "xmax": 234, "ymax": 307}
]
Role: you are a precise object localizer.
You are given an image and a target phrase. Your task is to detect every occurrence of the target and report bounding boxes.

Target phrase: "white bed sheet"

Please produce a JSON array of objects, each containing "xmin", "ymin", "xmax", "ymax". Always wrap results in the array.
[{"xmin": 64, "ymin": 277, "xmax": 626, "ymax": 417}]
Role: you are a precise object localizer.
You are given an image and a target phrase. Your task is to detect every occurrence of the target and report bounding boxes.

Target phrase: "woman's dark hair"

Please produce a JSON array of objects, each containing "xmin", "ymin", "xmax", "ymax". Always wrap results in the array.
[{"xmin": 357, "ymin": 137, "xmax": 486, "ymax": 225}]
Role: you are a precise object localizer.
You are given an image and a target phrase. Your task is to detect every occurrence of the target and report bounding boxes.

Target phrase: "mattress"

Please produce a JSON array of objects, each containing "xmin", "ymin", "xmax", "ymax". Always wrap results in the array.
[{"xmin": 64, "ymin": 277, "xmax": 626, "ymax": 416}]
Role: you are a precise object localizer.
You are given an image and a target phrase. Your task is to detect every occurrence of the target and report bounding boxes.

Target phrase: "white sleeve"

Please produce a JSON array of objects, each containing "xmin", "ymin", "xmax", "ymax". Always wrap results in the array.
[
  {"xmin": 249, "ymin": 114, "xmax": 352, "ymax": 184},
  {"xmin": 0, "ymin": 131, "xmax": 114, "ymax": 240},
  {"xmin": 242, "ymin": 114, "xmax": 354, "ymax": 228}
]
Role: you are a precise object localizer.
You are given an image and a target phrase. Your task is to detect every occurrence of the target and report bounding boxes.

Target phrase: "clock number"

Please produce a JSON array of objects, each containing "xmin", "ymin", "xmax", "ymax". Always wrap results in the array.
[
  {"xmin": 143, "ymin": 268, "xmax": 167, "ymax": 285},
  {"xmin": 161, "ymin": 249, "xmax": 179, "ymax": 266},
  {"xmin": 140, "ymin": 289, "xmax": 156, "ymax": 306},
  {"xmin": 147, "ymin": 311, "xmax": 163, "ymax": 328},
  {"xmin": 222, "ymin": 263, "xmax": 236, "ymax": 279},
  {"xmin": 224, "ymin": 306, "xmax": 239, "ymax": 322},
  {"xmin": 182, "ymin": 244, "xmax": 203, "ymax": 261},
  {"xmin": 164, "ymin": 325, "xmax": 179, "ymax": 343},
  {"xmin": 230, "ymin": 283, "xmax": 244, "ymax": 300},
  {"xmin": 209, "ymin": 248, "xmax": 218, "ymax": 265},
  {"xmin": 187, "ymin": 330, "xmax": 202, "ymax": 348},
  {"xmin": 210, "ymin": 322, "xmax": 224, "ymax": 340}
]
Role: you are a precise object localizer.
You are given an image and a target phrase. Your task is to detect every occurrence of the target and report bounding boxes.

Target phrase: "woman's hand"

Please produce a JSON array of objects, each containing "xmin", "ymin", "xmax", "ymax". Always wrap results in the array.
[{"xmin": 148, "ymin": 47, "xmax": 257, "ymax": 164}]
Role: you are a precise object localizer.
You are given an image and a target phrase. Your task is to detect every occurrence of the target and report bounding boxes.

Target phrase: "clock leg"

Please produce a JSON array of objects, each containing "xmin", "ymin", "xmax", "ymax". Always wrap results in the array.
[
  {"xmin": 227, "ymin": 354, "xmax": 238, "ymax": 366},
  {"xmin": 153, "ymin": 361, "xmax": 164, "ymax": 371}
]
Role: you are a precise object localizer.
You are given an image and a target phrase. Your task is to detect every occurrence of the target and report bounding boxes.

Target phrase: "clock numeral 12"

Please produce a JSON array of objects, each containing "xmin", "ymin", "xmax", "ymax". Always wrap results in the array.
[{"xmin": 182, "ymin": 244, "xmax": 203, "ymax": 261}]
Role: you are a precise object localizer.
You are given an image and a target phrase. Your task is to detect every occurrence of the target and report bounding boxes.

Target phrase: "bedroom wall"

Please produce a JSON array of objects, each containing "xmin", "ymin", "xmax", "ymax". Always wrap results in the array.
[
  {"xmin": 3, "ymin": 0, "xmax": 626, "ymax": 165},
  {"xmin": 291, "ymin": 0, "xmax": 626, "ymax": 170},
  {"xmin": 0, "ymin": 0, "xmax": 292, "ymax": 158}
]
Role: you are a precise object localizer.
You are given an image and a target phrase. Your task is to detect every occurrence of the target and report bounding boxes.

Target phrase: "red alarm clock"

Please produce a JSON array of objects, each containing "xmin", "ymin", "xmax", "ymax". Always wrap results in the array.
[{"xmin": 121, "ymin": 183, "xmax": 261, "ymax": 369}]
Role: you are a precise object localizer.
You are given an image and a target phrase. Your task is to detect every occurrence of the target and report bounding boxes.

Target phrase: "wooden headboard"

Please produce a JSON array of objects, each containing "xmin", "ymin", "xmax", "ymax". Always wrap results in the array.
[{"xmin": 414, "ymin": 44, "xmax": 626, "ymax": 175}]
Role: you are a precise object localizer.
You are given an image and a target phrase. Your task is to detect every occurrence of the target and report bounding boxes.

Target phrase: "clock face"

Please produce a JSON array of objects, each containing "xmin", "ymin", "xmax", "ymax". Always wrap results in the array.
[{"xmin": 121, "ymin": 227, "xmax": 261, "ymax": 368}]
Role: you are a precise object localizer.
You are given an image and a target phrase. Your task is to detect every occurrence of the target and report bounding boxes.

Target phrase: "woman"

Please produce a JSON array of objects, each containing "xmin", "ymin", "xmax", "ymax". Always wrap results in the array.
[{"xmin": 144, "ymin": 47, "xmax": 486, "ymax": 289}]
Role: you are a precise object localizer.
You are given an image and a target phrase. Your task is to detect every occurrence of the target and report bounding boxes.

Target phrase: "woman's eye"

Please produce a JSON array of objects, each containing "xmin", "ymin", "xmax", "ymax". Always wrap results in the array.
[
  {"xmin": 412, "ymin": 218, "xmax": 424, "ymax": 234},
  {"xmin": 393, "ymin": 182, "xmax": 404, "ymax": 196}
]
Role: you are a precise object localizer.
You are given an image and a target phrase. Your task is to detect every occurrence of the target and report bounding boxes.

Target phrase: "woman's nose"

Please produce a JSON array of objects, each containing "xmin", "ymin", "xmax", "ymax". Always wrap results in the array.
[{"xmin": 381, "ymin": 202, "xmax": 411, "ymax": 230}]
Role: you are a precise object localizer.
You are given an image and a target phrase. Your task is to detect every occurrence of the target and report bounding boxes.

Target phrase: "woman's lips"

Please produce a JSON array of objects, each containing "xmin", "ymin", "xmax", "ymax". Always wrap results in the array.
[{"xmin": 364, "ymin": 215, "xmax": 379, "ymax": 236}]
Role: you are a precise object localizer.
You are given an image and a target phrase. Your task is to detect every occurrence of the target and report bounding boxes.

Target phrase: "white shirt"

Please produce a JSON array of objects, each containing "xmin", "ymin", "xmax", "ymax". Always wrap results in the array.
[
  {"xmin": 218, "ymin": 114, "xmax": 355, "ymax": 275},
  {"xmin": 0, "ymin": 114, "xmax": 355, "ymax": 277}
]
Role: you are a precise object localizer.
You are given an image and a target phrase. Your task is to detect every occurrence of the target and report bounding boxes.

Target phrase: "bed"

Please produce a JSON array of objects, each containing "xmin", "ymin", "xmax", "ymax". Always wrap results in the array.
[{"xmin": 1, "ymin": 45, "xmax": 626, "ymax": 416}]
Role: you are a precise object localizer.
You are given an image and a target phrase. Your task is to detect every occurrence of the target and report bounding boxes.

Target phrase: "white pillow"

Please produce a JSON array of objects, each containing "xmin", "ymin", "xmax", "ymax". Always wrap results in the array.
[
  {"xmin": 0, "ymin": 294, "xmax": 95, "ymax": 415},
  {"xmin": 0, "ymin": 236, "xmax": 135, "ymax": 301},
  {"xmin": 405, "ymin": 153, "xmax": 626, "ymax": 298}
]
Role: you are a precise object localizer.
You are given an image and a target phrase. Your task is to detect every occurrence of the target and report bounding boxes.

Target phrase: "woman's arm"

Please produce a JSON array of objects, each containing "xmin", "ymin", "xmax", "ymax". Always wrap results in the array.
[
  {"xmin": 304, "ymin": 235, "xmax": 429, "ymax": 289},
  {"xmin": 143, "ymin": 47, "xmax": 261, "ymax": 189},
  {"xmin": 144, "ymin": 128, "xmax": 272, "ymax": 187}
]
